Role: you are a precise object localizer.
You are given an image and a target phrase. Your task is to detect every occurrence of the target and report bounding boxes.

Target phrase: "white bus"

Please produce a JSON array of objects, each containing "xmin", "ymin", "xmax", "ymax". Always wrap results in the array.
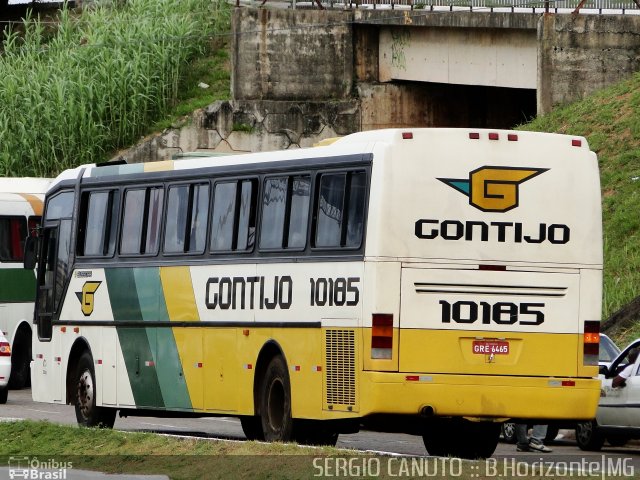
[
  {"xmin": 28, "ymin": 129, "xmax": 602, "ymax": 458},
  {"xmin": 0, "ymin": 178, "xmax": 48, "ymax": 388}
]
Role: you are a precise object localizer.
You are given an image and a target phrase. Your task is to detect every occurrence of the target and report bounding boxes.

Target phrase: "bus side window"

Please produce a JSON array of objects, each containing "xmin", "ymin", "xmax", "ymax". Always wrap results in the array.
[
  {"xmin": 211, "ymin": 179, "xmax": 257, "ymax": 253},
  {"xmin": 314, "ymin": 171, "xmax": 366, "ymax": 249},
  {"xmin": 164, "ymin": 183, "xmax": 209, "ymax": 254},
  {"xmin": 0, "ymin": 216, "xmax": 27, "ymax": 262},
  {"xmin": 259, "ymin": 175, "xmax": 310, "ymax": 250},
  {"xmin": 78, "ymin": 190, "xmax": 119, "ymax": 257},
  {"xmin": 345, "ymin": 172, "xmax": 366, "ymax": 248},
  {"xmin": 121, "ymin": 187, "xmax": 163, "ymax": 256}
]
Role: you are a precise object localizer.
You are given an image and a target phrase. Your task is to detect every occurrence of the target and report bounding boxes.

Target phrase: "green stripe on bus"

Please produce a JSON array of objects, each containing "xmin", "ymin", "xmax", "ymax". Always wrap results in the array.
[
  {"xmin": 133, "ymin": 268, "xmax": 192, "ymax": 410},
  {"xmin": 0, "ymin": 268, "xmax": 36, "ymax": 303},
  {"xmin": 105, "ymin": 268, "xmax": 163, "ymax": 408}
]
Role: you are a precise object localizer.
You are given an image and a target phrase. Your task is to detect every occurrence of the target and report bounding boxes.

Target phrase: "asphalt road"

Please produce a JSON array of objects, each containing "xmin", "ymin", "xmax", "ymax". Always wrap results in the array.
[{"xmin": 2, "ymin": 389, "xmax": 640, "ymax": 474}]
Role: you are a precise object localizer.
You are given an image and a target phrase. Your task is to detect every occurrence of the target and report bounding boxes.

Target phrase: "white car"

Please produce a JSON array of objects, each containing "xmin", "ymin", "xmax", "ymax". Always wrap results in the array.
[
  {"xmin": 0, "ymin": 332, "xmax": 11, "ymax": 404},
  {"xmin": 576, "ymin": 338, "xmax": 640, "ymax": 450}
]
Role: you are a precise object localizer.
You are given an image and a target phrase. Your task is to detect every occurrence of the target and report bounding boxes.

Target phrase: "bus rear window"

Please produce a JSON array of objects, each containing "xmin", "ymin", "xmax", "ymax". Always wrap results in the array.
[{"xmin": 0, "ymin": 216, "xmax": 27, "ymax": 262}]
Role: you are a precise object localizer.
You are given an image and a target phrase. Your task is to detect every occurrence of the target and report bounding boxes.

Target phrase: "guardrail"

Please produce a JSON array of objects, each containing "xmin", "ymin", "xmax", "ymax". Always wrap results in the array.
[{"xmin": 237, "ymin": 0, "xmax": 640, "ymax": 12}]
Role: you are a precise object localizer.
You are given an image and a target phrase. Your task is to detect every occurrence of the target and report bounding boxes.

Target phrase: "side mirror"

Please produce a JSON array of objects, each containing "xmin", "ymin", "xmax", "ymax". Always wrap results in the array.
[
  {"xmin": 23, "ymin": 236, "xmax": 38, "ymax": 270},
  {"xmin": 599, "ymin": 364, "xmax": 609, "ymax": 376}
]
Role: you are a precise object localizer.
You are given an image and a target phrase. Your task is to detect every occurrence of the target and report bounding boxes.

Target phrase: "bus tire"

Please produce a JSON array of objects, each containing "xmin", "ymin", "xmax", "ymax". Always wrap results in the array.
[
  {"xmin": 259, "ymin": 355, "xmax": 294, "ymax": 442},
  {"xmin": 240, "ymin": 416, "xmax": 264, "ymax": 441},
  {"xmin": 74, "ymin": 352, "xmax": 116, "ymax": 428},
  {"xmin": 8, "ymin": 327, "xmax": 31, "ymax": 390},
  {"xmin": 295, "ymin": 420, "xmax": 339, "ymax": 446},
  {"xmin": 575, "ymin": 420, "xmax": 604, "ymax": 451},
  {"xmin": 0, "ymin": 386, "xmax": 7, "ymax": 404},
  {"xmin": 422, "ymin": 419, "xmax": 456, "ymax": 457},
  {"xmin": 423, "ymin": 419, "xmax": 499, "ymax": 459},
  {"xmin": 465, "ymin": 422, "xmax": 501, "ymax": 459}
]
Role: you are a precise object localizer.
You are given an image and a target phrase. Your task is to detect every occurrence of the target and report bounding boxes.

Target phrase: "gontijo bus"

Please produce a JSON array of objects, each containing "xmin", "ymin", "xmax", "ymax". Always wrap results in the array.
[
  {"xmin": 0, "ymin": 178, "xmax": 49, "ymax": 389},
  {"xmin": 28, "ymin": 129, "xmax": 602, "ymax": 458}
]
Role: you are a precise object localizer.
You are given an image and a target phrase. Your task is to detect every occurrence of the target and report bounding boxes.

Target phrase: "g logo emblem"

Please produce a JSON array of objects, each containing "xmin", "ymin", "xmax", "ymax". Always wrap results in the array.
[
  {"xmin": 75, "ymin": 281, "xmax": 102, "ymax": 317},
  {"xmin": 439, "ymin": 166, "xmax": 547, "ymax": 212}
]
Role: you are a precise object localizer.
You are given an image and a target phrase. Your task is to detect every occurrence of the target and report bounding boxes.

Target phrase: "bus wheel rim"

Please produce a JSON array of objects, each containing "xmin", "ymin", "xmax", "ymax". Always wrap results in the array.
[
  {"xmin": 267, "ymin": 379, "xmax": 285, "ymax": 431},
  {"xmin": 77, "ymin": 370, "xmax": 94, "ymax": 418}
]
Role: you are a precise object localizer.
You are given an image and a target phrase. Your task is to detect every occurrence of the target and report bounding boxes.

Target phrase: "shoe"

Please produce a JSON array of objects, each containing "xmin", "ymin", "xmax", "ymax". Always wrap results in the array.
[
  {"xmin": 516, "ymin": 444, "xmax": 530, "ymax": 452},
  {"xmin": 528, "ymin": 439, "xmax": 552, "ymax": 453}
]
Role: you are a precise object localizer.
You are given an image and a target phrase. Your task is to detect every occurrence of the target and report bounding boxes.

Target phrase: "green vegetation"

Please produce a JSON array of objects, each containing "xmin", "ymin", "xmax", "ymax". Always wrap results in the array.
[
  {"xmin": 0, "ymin": 421, "xmax": 491, "ymax": 480},
  {"xmin": 521, "ymin": 73, "xmax": 640, "ymax": 344},
  {"xmin": 0, "ymin": 0, "xmax": 231, "ymax": 177},
  {"xmin": 148, "ymin": 43, "xmax": 231, "ymax": 133}
]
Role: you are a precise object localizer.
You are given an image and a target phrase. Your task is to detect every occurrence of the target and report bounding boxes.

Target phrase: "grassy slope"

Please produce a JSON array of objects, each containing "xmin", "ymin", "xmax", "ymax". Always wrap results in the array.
[
  {"xmin": 0, "ymin": 421, "xmax": 484, "ymax": 480},
  {"xmin": 522, "ymin": 73, "xmax": 640, "ymax": 345},
  {"xmin": 147, "ymin": 43, "xmax": 231, "ymax": 134}
]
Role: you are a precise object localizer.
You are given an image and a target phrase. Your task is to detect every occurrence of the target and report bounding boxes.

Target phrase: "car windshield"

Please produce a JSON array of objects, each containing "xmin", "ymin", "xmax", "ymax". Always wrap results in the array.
[{"xmin": 599, "ymin": 335, "xmax": 621, "ymax": 363}]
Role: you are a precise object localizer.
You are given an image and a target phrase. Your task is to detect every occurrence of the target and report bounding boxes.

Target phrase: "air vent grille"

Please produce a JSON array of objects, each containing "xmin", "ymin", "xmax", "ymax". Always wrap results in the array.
[{"xmin": 325, "ymin": 329, "xmax": 356, "ymax": 406}]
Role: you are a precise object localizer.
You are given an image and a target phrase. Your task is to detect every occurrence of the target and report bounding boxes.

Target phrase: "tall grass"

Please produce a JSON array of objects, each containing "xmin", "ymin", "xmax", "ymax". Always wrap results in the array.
[
  {"xmin": 522, "ymin": 71, "xmax": 640, "ymax": 341},
  {"xmin": 0, "ymin": 0, "xmax": 230, "ymax": 177}
]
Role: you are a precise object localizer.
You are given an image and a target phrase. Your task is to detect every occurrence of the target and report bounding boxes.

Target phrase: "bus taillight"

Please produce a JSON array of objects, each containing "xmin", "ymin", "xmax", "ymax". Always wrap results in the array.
[
  {"xmin": 371, "ymin": 314, "xmax": 393, "ymax": 359},
  {"xmin": 583, "ymin": 321, "xmax": 600, "ymax": 366},
  {"xmin": 0, "ymin": 342, "xmax": 10, "ymax": 356}
]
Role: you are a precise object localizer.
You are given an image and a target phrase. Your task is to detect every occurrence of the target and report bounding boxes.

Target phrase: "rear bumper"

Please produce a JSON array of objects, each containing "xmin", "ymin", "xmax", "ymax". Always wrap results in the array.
[{"xmin": 360, "ymin": 372, "xmax": 600, "ymax": 420}]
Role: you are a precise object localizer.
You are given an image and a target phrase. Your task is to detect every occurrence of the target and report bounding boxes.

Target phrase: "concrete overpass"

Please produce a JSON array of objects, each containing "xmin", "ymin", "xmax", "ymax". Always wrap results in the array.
[
  {"xmin": 226, "ymin": 7, "xmax": 640, "ymax": 142},
  {"xmin": 113, "ymin": 7, "xmax": 640, "ymax": 160}
]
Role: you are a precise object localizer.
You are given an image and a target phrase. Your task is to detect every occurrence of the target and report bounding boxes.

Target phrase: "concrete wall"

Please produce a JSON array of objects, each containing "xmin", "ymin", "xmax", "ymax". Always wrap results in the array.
[
  {"xmin": 379, "ymin": 27, "xmax": 537, "ymax": 89},
  {"xmin": 538, "ymin": 14, "xmax": 640, "ymax": 114},
  {"xmin": 113, "ymin": 100, "xmax": 360, "ymax": 163},
  {"xmin": 119, "ymin": 9, "xmax": 640, "ymax": 163},
  {"xmin": 231, "ymin": 8, "xmax": 354, "ymax": 101}
]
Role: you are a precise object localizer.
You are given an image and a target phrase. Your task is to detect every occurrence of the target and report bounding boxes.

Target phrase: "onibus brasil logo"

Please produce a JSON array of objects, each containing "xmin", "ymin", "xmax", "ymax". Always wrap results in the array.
[{"xmin": 438, "ymin": 166, "xmax": 548, "ymax": 212}]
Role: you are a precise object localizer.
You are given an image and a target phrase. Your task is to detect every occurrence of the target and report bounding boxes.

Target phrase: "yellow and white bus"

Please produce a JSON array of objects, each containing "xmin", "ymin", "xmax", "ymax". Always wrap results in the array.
[
  {"xmin": 29, "ymin": 129, "xmax": 602, "ymax": 458},
  {"xmin": 0, "ymin": 178, "xmax": 48, "ymax": 389}
]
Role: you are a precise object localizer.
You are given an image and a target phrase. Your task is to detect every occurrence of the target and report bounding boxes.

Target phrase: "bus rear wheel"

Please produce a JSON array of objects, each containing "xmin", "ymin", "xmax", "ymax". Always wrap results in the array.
[
  {"xmin": 0, "ymin": 386, "xmax": 7, "ymax": 404},
  {"xmin": 74, "ymin": 352, "xmax": 116, "ymax": 428},
  {"xmin": 259, "ymin": 355, "xmax": 294, "ymax": 442},
  {"xmin": 295, "ymin": 420, "xmax": 339, "ymax": 446}
]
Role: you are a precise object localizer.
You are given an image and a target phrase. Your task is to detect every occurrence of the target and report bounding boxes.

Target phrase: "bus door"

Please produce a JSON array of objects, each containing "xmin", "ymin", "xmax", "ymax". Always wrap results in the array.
[
  {"xmin": 34, "ymin": 191, "xmax": 74, "ymax": 401},
  {"xmin": 36, "ymin": 221, "xmax": 72, "ymax": 402}
]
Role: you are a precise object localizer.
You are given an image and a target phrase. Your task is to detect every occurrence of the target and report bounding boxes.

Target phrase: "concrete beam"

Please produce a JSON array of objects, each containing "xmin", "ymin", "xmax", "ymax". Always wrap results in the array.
[{"xmin": 353, "ymin": 10, "xmax": 539, "ymax": 30}]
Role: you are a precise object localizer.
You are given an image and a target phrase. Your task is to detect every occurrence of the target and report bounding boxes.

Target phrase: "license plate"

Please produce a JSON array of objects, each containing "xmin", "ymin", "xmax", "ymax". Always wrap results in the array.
[{"xmin": 472, "ymin": 340, "xmax": 509, "ymax": 355}]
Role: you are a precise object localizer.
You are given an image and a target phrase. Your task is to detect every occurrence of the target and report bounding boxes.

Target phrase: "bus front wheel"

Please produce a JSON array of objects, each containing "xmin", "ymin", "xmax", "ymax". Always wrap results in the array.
[
  {"xmin": 74, "ymin": 352, "xmax": 116, "ymax": 428},
  {"xmin": 259, "ymin": 355, "xmax": 294, "ymax": 442}
]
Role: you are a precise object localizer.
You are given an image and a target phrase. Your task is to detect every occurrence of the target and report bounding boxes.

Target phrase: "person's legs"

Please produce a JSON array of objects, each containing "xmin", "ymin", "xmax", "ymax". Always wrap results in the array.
[
  {"xmin": 529, "ymin": 425, "xmax": 552, "ymax": 452},
  {"xmin": 515, "ymin": 424, "xmax": 529, "ymax": 452},
  {"xmin": 530, "ymin": 424, "xmax": 548, "ymax": 442}
]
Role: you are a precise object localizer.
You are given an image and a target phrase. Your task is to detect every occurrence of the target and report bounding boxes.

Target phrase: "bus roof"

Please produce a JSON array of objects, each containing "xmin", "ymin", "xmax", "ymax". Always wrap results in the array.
[
  {"xmin": 0, "ymin": 178, "xmax": 51, "ymax": 195},
  {"xmin": 49, "ymin": 128, "xmax": 590, "ymax": 189}
]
